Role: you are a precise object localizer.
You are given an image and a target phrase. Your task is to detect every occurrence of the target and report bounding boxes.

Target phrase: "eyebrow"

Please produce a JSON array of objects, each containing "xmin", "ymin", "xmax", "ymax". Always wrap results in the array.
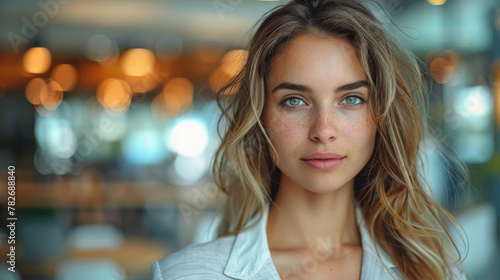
[{"xmin": 271, "ymin": 80, "xmax": 369, "ymax": 94}]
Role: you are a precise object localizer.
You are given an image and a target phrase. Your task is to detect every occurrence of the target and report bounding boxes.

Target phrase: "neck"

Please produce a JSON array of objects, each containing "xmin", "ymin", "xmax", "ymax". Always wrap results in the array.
[{"xmin": 266, "ymin": 177, "xmax": 360, "ymax": 253}]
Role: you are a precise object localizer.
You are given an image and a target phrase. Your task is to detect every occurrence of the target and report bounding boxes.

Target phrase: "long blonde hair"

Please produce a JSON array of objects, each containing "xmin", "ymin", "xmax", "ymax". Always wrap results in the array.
[{"xmin": 211, "ymin": 0, "xmax": 468, "ymax": 279}]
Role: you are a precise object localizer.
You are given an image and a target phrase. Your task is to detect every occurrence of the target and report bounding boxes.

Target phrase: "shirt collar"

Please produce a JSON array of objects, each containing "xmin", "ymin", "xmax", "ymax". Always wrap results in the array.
[
  {"xmin": 355, "ymin": 206, "xmax": 397, "ymax": 269},
  {"xmin": 223, "ymin": 204, "xmax": 272, "ymax": 279},
  {"xmin": 223, "ymin": 203, "xmax": 397, "ymax": 279}
]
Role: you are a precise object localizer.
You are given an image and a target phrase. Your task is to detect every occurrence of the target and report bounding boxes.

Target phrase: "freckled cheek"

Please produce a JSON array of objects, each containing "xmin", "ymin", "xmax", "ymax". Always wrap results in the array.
[
  {"xmin": 341, "ymin": 117, "xmax": 377, "ymax": 142},
  {"xmin": 268, "ymin": 118, "xmax": 297, "ymax": 139},
  {"xmin": 266, "ymin": 116, "xmax": 307, "ymax": 146}
]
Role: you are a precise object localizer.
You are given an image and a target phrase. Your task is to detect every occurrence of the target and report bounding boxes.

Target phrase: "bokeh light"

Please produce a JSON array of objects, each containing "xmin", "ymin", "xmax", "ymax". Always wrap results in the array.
[
  {"xmin": 221, "ymin": 49, "xmax": 247, "ymax": 76},
  {"xmin": 35, "ymin": 117, "xmax": 77, "ymax": 159},
  {"xmin": 163, "ymin": 77, "xmax": 194, "ymax": 110},
  {"xmin": 122, "ymin": 130, "xmax": 168, "ymax": 165},
  {"xmin": 40, "ymin": 80, "xmax": 64, "ymax": 111},
  {"xmin": 96, "ymin": 78, "xmax": 132, "ymax": 114},
  {"xmin": 427, "ymin": 0, "xmax": 446, "ymax": 5},
  {"xmin": 120, "ymin": 48, "xmax": 156, "ymax": 77},
  {"xmin": 124, "ymin": 67, "xmax": 164, "ymax": 95},
  {"xmin": 25, "ymin": 78, "xmax": 46, "ymax": 105},
  {"xmin": 152, "ymin": 77, "xmax": 194, "ymax": 118},
  {"xmin": 86, "ymin": 34, "xmax": 120, "ymax": 64},
  {"xmin": 430, "ymin": 57, "xmax": 454, "ymax": 84},
  {"xmin": 168, "ymin": 119, "xmax": 208, "ymax": 157},
  {"xmin": 458, "ymin": 86, "xmax": 492, "ymax": 118},
  {"xmin": 209, "ymin": 49, "xmax": 247, "ymax": 94},
  {"xmin": 51, "ymin": 64, "xmax": 78, "ymax": 91},
  {"xmin": 209, "ymin": 67, "xmax": 239, "ymax": 95},
  {"xmin": 23, "ymin": 47, "xmax": 52, "ymax": 74}
]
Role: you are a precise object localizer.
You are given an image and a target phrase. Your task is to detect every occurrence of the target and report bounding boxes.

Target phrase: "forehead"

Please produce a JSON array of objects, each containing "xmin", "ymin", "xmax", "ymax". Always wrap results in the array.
[{"xmin": 267, "ymin": 33, "xmax": 366, "ymax": 89}]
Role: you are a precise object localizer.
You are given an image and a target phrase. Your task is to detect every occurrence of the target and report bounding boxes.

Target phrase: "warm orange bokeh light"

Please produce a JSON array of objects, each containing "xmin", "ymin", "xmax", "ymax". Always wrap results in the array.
[
  {"xmin": 221, "ymin": 50, "xmax": 248, "ymax": 77},
  {"xmin": 209, "ymin": 66, "xmax": 241, "ymax": 95},
  {"xmin": 125, "ymin": 71, "xmax": 162, "ymax": 95},
  {"xmin": 120, "ymin": 49, "xmax": 156, "ymax": 77},
  {"xmin": 40, "ymin": 80, "xmax": 63, "ymax": 111},
  {"xmin": 25, "ymin": 78, "xmax": 46, "ymax": 105},
  {"xmin": 427, "ymin": 0, "xmax": 446, "ymax": 5},
  {"xmin": 51, "ymin": 64, "xmax": 78, "ymax": 91},
  {"xmin": 208, "ymin": 49, "xmax": 247, "ymax": 95},
  {"xmin": 23, "ymin": 47, "xmax": 52, "ymax": 74},
  {"xmin": 163, "ymin": 78, "xmax": 194, "ymax": 109},
  {"xmin": 96, "ymin": 78, "xmax": 132, "ymax": 113},
  {"xmin": 430, "ymin": 57, "xmax": 454, "ymax": 84},
  {"xmin": 152, "ymin": 77, "xmax": 194, "ymax": 118}
]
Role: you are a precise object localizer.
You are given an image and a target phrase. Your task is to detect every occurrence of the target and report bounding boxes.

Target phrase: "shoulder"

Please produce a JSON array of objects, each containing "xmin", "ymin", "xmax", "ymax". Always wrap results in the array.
[
  {"xmin": 361, "ymin": 251, "xmax": 467, "ymax": 280},
  {"xmin": 151, "ymin": 235, "xmax": 236, "ymax": 280}
]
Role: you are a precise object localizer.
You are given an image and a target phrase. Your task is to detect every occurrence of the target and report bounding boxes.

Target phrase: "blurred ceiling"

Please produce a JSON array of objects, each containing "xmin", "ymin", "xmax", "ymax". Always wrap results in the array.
[
  {"xmin": 0, "ymin": 0, "xmax": 283, "ymax": 54},
  {"xmin": 0, "ymin": 0, "xmax": 497, "ymax": 55}
]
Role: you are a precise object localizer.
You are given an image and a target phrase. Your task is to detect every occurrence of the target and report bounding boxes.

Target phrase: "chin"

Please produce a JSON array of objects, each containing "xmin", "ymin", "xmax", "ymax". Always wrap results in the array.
[{"xmin": 300, "ymin": 181, "xmax": 351, "ymax": 194}]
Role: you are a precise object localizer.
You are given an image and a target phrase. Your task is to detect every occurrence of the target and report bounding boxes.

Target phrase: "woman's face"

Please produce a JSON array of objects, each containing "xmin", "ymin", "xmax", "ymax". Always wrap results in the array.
[{"xmin": 262, "ymin": 33, "xmax": 377, "ymax": 194}]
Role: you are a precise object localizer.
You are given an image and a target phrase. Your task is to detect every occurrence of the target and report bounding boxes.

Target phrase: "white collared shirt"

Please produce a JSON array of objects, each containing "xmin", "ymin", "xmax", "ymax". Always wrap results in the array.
[{"xmin": 151, "ymin": 204, "xmax": 464, "ymax": 279}]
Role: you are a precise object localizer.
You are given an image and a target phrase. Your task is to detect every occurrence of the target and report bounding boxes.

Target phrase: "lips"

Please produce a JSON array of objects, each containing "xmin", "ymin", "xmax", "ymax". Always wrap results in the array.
[{"xmin": 300, "ymin": 152, "xmax": 346, "ymax": 170}]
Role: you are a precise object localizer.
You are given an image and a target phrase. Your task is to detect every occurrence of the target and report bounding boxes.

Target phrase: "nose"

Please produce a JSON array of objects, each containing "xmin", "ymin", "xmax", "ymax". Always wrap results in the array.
[{"xmin": 308, "ymin": 105, "xmax": 337, "ymax": 143}]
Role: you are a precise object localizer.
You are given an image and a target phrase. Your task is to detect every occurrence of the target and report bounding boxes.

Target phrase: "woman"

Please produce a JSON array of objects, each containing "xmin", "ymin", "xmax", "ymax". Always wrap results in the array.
[{"xmin": 152, "ymin": 0, "xmax": 468, "ymax": 279}]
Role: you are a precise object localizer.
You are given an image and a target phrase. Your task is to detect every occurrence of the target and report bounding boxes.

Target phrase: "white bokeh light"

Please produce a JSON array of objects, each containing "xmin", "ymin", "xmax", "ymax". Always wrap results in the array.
[{"xmin": 168, "ymin": 119, "xmax": 208, "ymax": 157}]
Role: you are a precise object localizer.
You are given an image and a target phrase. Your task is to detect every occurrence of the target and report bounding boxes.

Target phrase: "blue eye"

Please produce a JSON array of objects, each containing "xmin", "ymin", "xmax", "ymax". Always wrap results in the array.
[
  {"xmin": 341, "ymin": 96, "xmax": 365, "ymax": 106},
  {"xmin": 282, "ymin": 97, "xmax": 305, "ymax": 107}
]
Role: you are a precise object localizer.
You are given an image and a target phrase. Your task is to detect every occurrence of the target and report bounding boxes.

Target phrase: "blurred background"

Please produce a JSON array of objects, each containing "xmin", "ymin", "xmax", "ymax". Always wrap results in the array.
[{"xmin": 0, "ymin": 0, "xmax": 498, "ymax": 279}]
